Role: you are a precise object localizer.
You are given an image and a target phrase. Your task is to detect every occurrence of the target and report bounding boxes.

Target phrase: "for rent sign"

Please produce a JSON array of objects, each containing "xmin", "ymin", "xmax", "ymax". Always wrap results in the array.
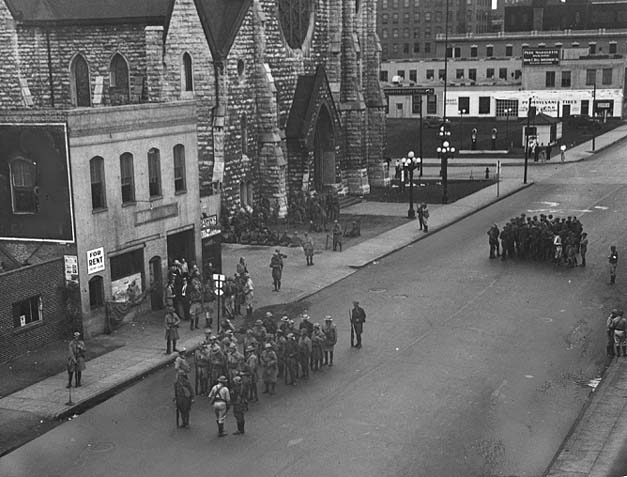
[
  {"xmin": 87, "ymin": 247, "xmax": 105, "ymax": 274},
  {"xmin": 522, "ymin": 48, "xmax": 560, "ymax": 66}
]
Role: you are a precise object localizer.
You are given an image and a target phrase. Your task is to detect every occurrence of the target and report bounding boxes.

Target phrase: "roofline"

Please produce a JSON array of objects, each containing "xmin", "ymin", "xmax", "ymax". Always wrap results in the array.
[
  {"xmin": 15, "ymin": 16, "xmax": 166, "ymax": 27},
  {"xmin": 438, "ymin": 28, "xmax": 627, "ymax": 42}
]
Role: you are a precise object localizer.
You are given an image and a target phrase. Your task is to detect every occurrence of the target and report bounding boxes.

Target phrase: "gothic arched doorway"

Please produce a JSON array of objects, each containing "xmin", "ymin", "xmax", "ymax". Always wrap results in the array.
[{"xmin": 313, "ymin": 106, "xmax": 335, "ymax": 191}]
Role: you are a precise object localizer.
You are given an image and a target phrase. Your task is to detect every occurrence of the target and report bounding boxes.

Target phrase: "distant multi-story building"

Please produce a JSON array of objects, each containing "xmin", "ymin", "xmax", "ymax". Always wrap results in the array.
[
  {"xmin": 381, "ymin": 46, "xmax": 624, "ymax": 118},
  {"xmin": 378, "ymin": 0, "xmax": 493, "ymax": 60}
]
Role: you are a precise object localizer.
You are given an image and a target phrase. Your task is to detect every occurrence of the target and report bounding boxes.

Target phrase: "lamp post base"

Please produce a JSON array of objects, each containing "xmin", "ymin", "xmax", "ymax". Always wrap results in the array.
[{"xmin": 407, "ymin": 207, "xmax": 416, "ymax": 219}]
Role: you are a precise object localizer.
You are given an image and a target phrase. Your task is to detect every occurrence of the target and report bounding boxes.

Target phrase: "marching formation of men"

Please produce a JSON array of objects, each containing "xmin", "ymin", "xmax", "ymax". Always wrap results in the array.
[
  {"xmin": 487, "ymin": 213, "xmax": 587, "ymax": 267},
  {"xmin": 176, "ymin": 308, "xmax": 348, "ymax": 436}
]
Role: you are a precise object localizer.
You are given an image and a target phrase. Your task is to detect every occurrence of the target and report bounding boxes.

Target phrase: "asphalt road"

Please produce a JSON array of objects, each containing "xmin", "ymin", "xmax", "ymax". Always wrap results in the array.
[{"xmin": 1, "ymin": 142, "xmax": 627, "ymax": 477}]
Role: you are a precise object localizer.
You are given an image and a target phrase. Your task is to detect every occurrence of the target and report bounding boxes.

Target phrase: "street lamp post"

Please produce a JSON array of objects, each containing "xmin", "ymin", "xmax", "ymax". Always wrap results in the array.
[
  {"xmin": 402, "ymin": 151, "xmax": 421, "ymax": 218},
  {"xmin": 458, "ymin": 108, "xmax": 466, "ymax": 150},
  {"xmin": 504, "ymin": 107, "xmax": 512, "ymax": 151},
  {"xmin": 437, "ymin": 125, "xmax": 455, "ymax": 204}
]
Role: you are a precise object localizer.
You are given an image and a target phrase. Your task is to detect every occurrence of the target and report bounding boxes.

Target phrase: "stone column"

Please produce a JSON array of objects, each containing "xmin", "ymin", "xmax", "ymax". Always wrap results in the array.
[
  {"xmin": 144, "ymin": 26, "xmax": 164, "ymax": 102},
  {"xmin": 252, "ymin": 1, "xmax": 288, "ymax": 217},
  {"xmin": 340, "ymin": 0, "xmax": 369, "ymax": 195},
  {"xmin": 364, "ymin": 0, "xmax": 388, "ymax": 187}
]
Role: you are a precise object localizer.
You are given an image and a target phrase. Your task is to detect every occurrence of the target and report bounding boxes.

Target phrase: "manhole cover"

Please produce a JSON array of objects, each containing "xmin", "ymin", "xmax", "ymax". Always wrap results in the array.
[
  {"xmin": 369, "ymin": 288, "xmax": 387, "ymax": 293},
  {"xmin": 87, "ymin": 442, "xmax": 116, "ymax": 453}
]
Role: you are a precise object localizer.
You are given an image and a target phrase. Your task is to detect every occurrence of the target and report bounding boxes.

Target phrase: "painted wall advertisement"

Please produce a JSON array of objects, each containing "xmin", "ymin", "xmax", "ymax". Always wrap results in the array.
[
  {"xmin": 87, "ymin": 247, "xmax": 105, "ymax": 274},
  {"xmin": 111, "ymin": 272, "xmax": 143, "ymax": 303}
]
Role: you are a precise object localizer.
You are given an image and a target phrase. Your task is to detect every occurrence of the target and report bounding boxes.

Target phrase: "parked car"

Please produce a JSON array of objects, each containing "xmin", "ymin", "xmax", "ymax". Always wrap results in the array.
[{"xmin": 566, "ymin": 114, "xmax": 599, "ymax": 129}]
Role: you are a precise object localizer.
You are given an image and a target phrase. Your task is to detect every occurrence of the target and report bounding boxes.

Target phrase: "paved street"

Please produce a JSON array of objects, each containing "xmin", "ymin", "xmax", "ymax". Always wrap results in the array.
[{"xmin": 2, "ymin": 139, "xmax": 626, "ymax": 476}]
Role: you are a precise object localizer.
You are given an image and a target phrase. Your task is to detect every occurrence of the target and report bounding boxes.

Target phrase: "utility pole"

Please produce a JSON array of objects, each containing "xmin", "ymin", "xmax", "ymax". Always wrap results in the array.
[
  {"xmin": 592, "ymin": 81, "xmax": 597, "ymax": 151},
  {"xmin": 524, "ymin": 97, "xmax": 531, "ymax": 184}
]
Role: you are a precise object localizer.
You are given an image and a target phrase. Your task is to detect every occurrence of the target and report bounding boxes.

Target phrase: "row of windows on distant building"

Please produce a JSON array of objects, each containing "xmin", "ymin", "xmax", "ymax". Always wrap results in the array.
[
  {"xmin": 382, "ymin": 66, "xmax": 614, "ymax": 86},
  {"xmin": 382, "ymin": 40, "xmax": 619, "ymax": 57},
  {"xmin": 381, "ymin": 67, "xmax": 522, "ymax": 82},
  {"xmin": 70, "ymin": 52, "xmax": 194, "ymax": 107},
  {"xmin": 89, "ymin": 145, "xmax": 187, "ymax": 211},
  {"xmin": 381, "ymin": 0, "xmax": 491, "ymax": 10}
]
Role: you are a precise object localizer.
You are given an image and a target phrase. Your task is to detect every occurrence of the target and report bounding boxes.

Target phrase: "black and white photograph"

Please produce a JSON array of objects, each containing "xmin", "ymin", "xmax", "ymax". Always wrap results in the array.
[{"xmin": 1, "ymin": 0, "xmax": 627, "ymax": 475}]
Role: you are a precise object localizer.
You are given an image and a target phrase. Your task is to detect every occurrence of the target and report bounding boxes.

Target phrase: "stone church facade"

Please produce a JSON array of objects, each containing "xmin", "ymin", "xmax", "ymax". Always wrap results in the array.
[{"xmin": 0, "ymin": 0, "xmax": 386, "ymax": 218}]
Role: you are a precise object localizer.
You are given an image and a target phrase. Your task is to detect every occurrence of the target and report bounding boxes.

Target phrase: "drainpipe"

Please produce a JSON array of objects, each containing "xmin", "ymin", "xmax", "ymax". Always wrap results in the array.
[{"xmin": 46, "ymin": 29, "xmax": 55, "ymax": 107}]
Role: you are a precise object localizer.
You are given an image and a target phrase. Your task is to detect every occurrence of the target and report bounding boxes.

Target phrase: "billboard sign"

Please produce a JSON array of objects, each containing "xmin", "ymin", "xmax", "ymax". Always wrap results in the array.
[
  {"xmin": 0, "ymin": 123, "xmax": 74, "ymax": 242},
  {"xmin": 523, "ymin": 48, "xmax": 560, "ymax": 66}
]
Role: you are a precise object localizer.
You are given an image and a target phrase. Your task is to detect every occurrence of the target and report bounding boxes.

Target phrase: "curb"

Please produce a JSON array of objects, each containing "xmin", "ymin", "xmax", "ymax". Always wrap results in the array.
[
  {"xmin": 348, "ymin": 181, "xmax": 535, "ymax": 270},
  {"xmin": 542, "ymin": 357, "xmax": 616, "ymax": 476},
  {"xmin": 54, "ymin": 354, "xmax": 178, "ymax": 421}
]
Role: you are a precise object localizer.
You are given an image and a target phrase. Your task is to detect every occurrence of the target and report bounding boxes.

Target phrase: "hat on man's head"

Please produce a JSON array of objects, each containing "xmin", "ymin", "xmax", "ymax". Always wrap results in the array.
[
  {"xmin": 325, "ymin": 316, "xmax": 333, "ymax": 321},
  {"xmin": 353, "ymin": 300, "xmax": 359, "ymax": 305},
  {"xmin": 265, "ymin": 311, "xmax": 273, "ymax": 318},
  {"xmin": 281, "ymin": 316, "xmax": 289, "ymax": 322},
  {"xmin": 204, "ymin": 328, "xmax": 213, "ymax": 335},
  {"xmin": 217, "ymin": 376, "xmax": 228, "ymax": 383},
  {"xmin": 255, "ymin": 319, "xmax": 263, "ymax": 326},
  {"xmin": 264, "ymin": 343, "xmax": 272, "ymax": 349},
  {"xmin": 302, "ymin": 314, "xmax": 310, "ymax": 321},
  {"xmin": 73, "ymin": 331, "xmax": 81, "ymax": 337}
]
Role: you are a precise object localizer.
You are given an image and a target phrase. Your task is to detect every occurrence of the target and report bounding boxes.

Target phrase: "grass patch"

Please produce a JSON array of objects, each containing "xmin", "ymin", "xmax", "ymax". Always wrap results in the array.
[{"xmin": 367, "ymin": 179, "xmax": 497, "ymax": 204}]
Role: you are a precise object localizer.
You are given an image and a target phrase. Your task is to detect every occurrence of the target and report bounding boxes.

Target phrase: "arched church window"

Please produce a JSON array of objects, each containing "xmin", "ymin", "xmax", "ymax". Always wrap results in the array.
[
  {"xmin": 70, "ymin": 54, "xmax": 91, "ymax": 107},
  {"xmin": 278, "ymin": 0, "xmax": 313, "ymax": 49},
  {"xmin": 109, "ymin": 53, "xmax": 130, "ymax": 105}
]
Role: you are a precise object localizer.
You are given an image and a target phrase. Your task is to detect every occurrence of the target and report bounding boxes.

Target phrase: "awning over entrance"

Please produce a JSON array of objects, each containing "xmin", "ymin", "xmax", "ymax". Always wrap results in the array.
[{"xmin": 286, "ymin": 65, "xmax": 342, "ymax": 150}]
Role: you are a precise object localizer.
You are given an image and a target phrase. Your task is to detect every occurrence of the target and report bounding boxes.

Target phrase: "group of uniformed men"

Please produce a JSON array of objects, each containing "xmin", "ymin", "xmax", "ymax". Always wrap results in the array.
[
  {"xmin": 173, "ymin": 311, "xmax": 340, "ymax": 437},
  {"xmin": 487, "ymin": 213, "xmax": 588, "ymax": 267}
]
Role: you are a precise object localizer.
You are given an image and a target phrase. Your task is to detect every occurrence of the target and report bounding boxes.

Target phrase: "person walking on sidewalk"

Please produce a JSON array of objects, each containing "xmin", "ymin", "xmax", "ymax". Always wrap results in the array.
[
  {"xmin": 174, "ymin": 371, "xmax": 194, "ymax": 428},
  {"xmin": 350, "ymin": 301, "xmax": 366, "ymax": 348},
  {"xmin": 270, "ymin": 249, "xmax": 286, "ymax": 292},
  {"xmin": 208, "ymin": 376, "xmax": 230, "ymax": 437},
  {"xmin": 303, "ymin": 232, "xmax": 315, "ymax": 266},
  {"xmin": 612, "ymin": 311, "xmax": 627, "ymax": 358},
  {"xmin": 164, "ymin": 308, "xmax": 181, "ymax": 354},
  {"xmin": 421, "ymin": 204, "xmax": 430, "ymax": 233},
  {"xmin": 609, "ymin": 245, "xmax": 619, "ymax": 284},
  {"xmin": 332, "ymin": 220, "xmax": 343, "ymax": 251},
  {"xmin": 67, "ymin": 331, "xmax": 86, "ymax": 388},
  {"xmin": 417, "ymin": 203, "xmax": 425, "ymax": 231}
]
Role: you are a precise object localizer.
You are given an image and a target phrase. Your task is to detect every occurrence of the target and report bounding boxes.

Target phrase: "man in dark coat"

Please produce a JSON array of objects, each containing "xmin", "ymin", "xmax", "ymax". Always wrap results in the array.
[
  {"xmin": 164, "ymin": 309, "xmax": 181, "ymax": 354},
  {"xmin": 67, "ymin": 331, "xmax": 86, "ymax": 388},
  {"xmin": 230, "ymin": 375, "xmax": 248, "ymax": 435},
  {"xmin": 350, "ymin": 301, "xmax": 366, "ymax": 348},
  {"xmin": 174, "ymin": 372, "xmax": 194, "ymax": 428},
  {"xmin": 270, "ymin": 249, "xmax": 287, "ymax": 291}
]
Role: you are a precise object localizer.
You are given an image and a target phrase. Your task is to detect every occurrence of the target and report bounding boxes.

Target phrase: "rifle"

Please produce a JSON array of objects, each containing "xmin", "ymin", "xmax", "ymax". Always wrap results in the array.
[
  {"xmin": 349, "ymin": 309, "xmax": 355, "ymax": 347},
  {"xmin": 194, "ymin": 352, "xmax": 200, "ymax": 396}
]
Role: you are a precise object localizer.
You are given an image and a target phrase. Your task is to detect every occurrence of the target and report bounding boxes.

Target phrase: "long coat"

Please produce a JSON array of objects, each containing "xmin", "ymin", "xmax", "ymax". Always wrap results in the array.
[
  {"xmin": 322, "ymin": 324, "xmax": 337, "ymax": 352},
  {"xmin": 303, "ymin": 236, "xmax": 314, "ymax": 257},
  {"xmin": 174, "ymin": 374, "xmax": 194, "ymax": 413},
  {"xmin": 164, "ymin": 311, "xmax": 180, "ymax": 341},
  {"xmin": 67, "ymin": 339, "xmax": 86, "ymax": 372}
]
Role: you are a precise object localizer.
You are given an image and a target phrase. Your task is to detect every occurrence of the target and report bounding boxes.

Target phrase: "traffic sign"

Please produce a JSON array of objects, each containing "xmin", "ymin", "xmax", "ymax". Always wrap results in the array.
[
  {"xmin": 212, "ymin": 273, "xmax": 226, "ymax": 282},
  {"xmin": 214, "ymin": 289, "xmax": 224, "ymax": 296}
]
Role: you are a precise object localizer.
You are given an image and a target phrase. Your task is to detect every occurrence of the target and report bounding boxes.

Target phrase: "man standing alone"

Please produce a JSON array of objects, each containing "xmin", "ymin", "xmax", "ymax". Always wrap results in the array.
[
  {"xmin": 67, "ymin": 331, "xmax": 86, "ymax": 388},
  {"xmin": 270, "ymin": 249, "xmax": 286, "ymax": 292},
  {"xmin": 350, "ymin": 301, "xmax": 366, "ymax": 348}
]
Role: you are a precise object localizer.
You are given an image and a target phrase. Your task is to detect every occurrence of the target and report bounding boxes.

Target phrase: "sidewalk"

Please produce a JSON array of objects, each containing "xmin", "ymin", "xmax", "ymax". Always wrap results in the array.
[
  {"xmin": 545, "ymin": 357, "xmax": 627, "ymax": 477},
  {"xmin": 0, "ymin": 122, "xmax": 626, "ymax": 463}
]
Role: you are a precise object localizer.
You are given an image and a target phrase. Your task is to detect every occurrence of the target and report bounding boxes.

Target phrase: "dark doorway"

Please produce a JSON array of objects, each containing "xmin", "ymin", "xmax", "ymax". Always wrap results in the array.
[
  {"xmin": 313, "ymin": 106, "xmax": 336, "ymax": 191},
  {"xmin": 562, "ymin": 104, "xmax": 571, "ymax": 118},
  {"xmin": 202, "ymin": 234, "xmax": 222, "ymax": 278},
  {"xmin": 167, "ymin": 228, "xmax": 195, "ymax": 270},
  {"xmin": 149, "ymin": 256, "xmax": 163, "ymax": 310}
]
